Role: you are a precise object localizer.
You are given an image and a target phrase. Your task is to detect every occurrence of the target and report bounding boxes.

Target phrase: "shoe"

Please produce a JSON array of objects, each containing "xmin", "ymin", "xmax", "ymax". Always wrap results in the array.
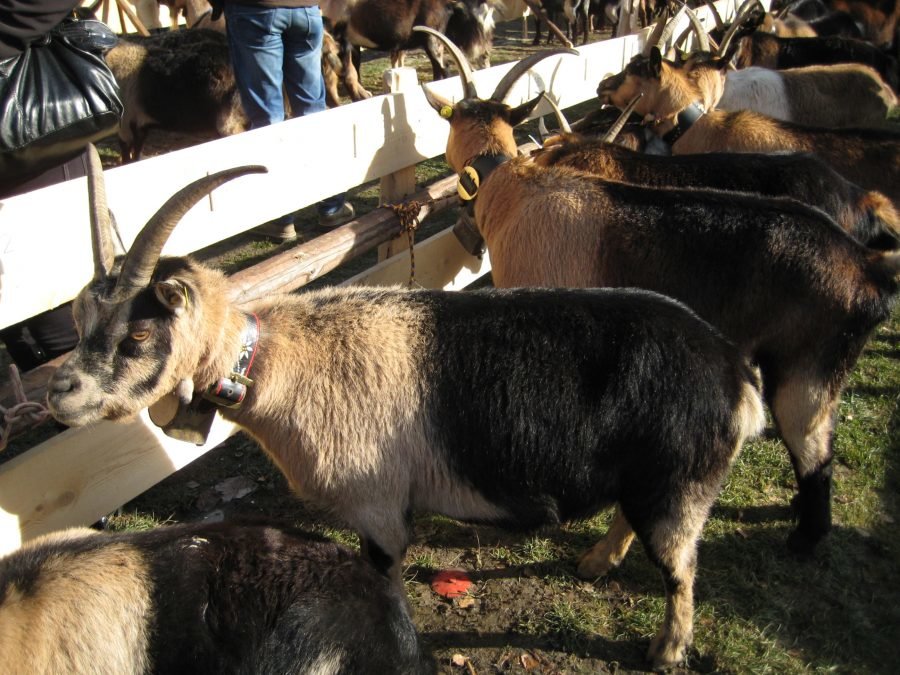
[
  {"xmin": 318, "ymin": 202, "xmax": 355, "ymax": 228},
  {"xmin": 250, "ymin": 220, "xmax": 297, "ymax": 241}
]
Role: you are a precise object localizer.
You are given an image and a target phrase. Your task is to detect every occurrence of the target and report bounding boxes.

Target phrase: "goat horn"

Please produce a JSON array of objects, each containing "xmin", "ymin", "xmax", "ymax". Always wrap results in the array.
[
  {"xmin": 718, "ymin": 0, "xmax": 763, "ymax": 56},
  {"xmin": 683, "ymin": 5, "xmax": 711, "ymax": 52},
  {"xmin": 489, "ymin": 48, "xmax": 578, "ymax": 103},
  {"xmin": 113, "ymin": 166, "xmax": 268, "ymax": 299},
  {"xmin": 701, "ymin": 0, "xmax": 724, "ymax": 30},
  {"xmin": 602, "ymin": 93, "xmax": 643, "ymax": 143},
  {"xmin": 642, "ymin": 7, "xmax": 671, "ymax": 57},
  {"xmin": 412, "ymin": 26, "xmax": 479, "ymax": 99},
  {"xmin": 654, "ymin": 4, "xmax": 689, "ymax": 55},
  {"xmin": 87, "ymin": 143, "xmax": 115, "ymax": 281},
  {"xmin": 541, "ymin": 92, "xmax": 572, "ymax": 133}
]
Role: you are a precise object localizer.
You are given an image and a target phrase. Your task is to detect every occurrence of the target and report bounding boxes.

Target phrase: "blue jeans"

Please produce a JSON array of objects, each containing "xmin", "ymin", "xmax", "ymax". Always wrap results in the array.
[{"xmin": 226, "ymin": 4, "xmax": 345, "ymax": 216}]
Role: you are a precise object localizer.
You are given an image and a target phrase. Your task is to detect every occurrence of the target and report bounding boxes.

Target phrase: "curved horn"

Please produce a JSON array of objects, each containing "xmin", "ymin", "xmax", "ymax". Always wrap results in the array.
[
  {"xmin": 718, "ymin": 0, "xmax": 764, "ymax": 56},
  {"xmin": 541, "ymin": 92, "xmax": 572, "ymax": 133},
  {"xmin": 602, "ymin": 93, "xmax": 643, "ymax": 143},
  {"xmin": 642, "ymin": 8, "xmax": 671, "ymax": 57},
  {"xmin": 489, "ymin": 47, "xmax": 578, "ymax": 103},
  {"xmin": 87, "ymin": 144, "xmax": 115, "ymax": 281},
  {"xmin": 412, "ymin": 26, "xmax": 479, "ymax": 100},
  {"xmin": 113, "ymin": 166, "xmax": 268, "ymax": 299},
  {"xmin": 654, "ymin": 5, "xmax": 689, "ymax": 55},
  {"xmin": 684, "ymin": 6, "xmax": 711, "ymax": 52},
  {"xmin": 702, "ymin": 0, "xmax": 724, "ymax": 30}
]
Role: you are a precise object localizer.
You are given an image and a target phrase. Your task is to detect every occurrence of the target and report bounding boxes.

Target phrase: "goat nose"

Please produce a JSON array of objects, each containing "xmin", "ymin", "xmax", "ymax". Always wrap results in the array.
[{"xmin": 49, "ymin": 371, "xmax": 81, "ymax": 395}]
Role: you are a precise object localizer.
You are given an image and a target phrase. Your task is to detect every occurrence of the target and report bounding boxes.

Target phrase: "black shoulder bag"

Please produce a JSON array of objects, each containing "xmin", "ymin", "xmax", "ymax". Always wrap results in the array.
[{"xmin": 0, "ymin": 18, "xmax": 123, "ymax": 189}]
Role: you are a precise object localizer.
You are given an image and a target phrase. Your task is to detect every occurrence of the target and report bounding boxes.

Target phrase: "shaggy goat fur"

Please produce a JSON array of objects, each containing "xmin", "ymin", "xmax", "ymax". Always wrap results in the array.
[
  {"xmin": 0, "ymin": 522, "xmax": 433, "ymax": 674},
  {"xmin": 104, "ymin": 29, "xmax": 247, "ymax": 163}
]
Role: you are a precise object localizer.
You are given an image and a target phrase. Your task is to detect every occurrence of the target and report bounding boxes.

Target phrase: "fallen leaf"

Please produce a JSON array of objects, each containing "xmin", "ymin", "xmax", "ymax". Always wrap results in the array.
[
  {"xmin": 451, "ymin": 654, "xmax": 468, "ymax": 667},
  {"xmin": 457, "ymin": 596, "xmax": 476, "ymax": 609},
  {"xmin": 431, "ymin": 569, "xmax": 472, "ymax": 598},
  {"xmin": 520, "ymin": 652, "xmax": 539, "ymax": 670},
  {"xmin": 214, "ymin": 476, "xmax": 258, "ymax": 502}
]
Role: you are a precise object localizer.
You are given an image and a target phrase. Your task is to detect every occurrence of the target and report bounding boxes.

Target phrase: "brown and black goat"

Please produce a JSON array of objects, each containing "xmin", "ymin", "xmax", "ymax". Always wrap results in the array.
[
  {"xmin": 597, "ymin": 47, "xmax": 900, "ymax": 207},
  {"xmin": 419, "ymin": 27, "xmax": 900, "ymax": 568},
  {"xmin": 46, "ymin": 145, "xmax": 766, "ymax": 670},
  {"xmin": 732, "ymin": 17, "xmax": 900, "ymax": 91},
  {"xmin": 104, "ymin": 28, "xmax": 247, "ymax": 163},
  {"xmin": 321, "ymin": 0, "xmax": 495, "ymax": 100},
  {"xmin": 0, "ymin": 521, "xmax": 434, "ymax": 674},
  {"xmin": 535, "ymin": 101, "xmax": 900, "ymax": 249}
]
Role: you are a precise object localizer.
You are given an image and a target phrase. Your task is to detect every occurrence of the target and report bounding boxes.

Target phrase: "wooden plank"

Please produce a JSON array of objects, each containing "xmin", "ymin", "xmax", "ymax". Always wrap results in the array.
[
  {"xmin": 347, "ymin": 226, "xmax": 491, "ymax": 291},
  {"xmin": 0, "ymin": 410, "xmax": 237, "ymax": 556}
]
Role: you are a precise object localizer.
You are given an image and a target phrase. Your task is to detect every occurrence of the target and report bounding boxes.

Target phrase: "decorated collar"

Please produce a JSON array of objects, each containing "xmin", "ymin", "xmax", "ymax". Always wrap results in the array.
[
  {"xmin": 659, "ymin": 102, "xmax": 706, "ymax": 146},
  {"xmin": 457, "ymin": 153, "xmax": 513, "ymax": 215},
  {"xmin": 202, "ymin": 313, "xmax": 260, "ymax": 408}
]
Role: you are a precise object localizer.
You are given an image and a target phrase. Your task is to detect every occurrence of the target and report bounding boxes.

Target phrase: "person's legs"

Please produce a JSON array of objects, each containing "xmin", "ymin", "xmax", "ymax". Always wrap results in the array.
[
  {"xmin": 282, "ymin": 7, "xmax": 353, "ymax": 226},
  {"xmin": 226, "ymin": 5, "xmax": 298, "ymax": 238},
  {"xmin": 225, "ymin": 4, "xmax": 288, "ymax": 129}
]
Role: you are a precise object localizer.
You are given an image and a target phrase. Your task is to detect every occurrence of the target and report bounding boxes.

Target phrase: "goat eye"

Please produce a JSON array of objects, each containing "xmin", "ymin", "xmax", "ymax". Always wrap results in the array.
[{"xmin": 130, "ymin": 329, "xmax": 151, "ymax": 342}]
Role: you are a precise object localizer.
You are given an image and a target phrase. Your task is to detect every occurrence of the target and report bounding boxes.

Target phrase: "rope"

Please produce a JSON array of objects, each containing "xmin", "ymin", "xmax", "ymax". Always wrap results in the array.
[
  {"xmin": 0, "ymin": 364, "xmax": 51, "ymax": 453},
  {"xmin": 384, "ymin": 198, "xmax": 434, "ymax": 288}
]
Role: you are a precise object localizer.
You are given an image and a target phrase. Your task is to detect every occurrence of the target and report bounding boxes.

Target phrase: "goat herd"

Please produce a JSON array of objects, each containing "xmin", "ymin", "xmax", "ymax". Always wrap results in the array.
[{"xmin": 1, "ymin": 0, "xmax": 899, "ymax": 672}]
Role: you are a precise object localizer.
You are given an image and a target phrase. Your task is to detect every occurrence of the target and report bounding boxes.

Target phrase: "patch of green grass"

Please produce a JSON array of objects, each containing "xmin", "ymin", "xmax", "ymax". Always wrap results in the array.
[{"xmin": 104, "ymin": 511, "xmax": 174, "ymax": 532}]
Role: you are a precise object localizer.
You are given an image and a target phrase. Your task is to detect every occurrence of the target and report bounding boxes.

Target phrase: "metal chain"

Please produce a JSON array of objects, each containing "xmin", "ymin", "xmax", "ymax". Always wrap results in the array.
[{"xmin": 0, "ymin": 364, "xmax": 51, "ymax": 452}]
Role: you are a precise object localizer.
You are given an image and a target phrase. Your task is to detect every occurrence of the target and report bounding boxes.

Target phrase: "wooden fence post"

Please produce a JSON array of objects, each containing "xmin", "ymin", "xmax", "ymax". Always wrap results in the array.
[{"xmin": 378, "ymin": 67, "xmax": 420, "ymax": 262}]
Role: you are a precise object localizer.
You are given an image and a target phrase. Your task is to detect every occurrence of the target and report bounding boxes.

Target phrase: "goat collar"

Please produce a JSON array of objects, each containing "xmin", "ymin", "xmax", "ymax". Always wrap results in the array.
[
  {"xmin": 457, "ymin": 153, "xmax": 513, "ymax": 208},
  {"xmin": 202, "ymin": 312, "xmax": 260, "ymax": 409},
  {"xmin": 659, "ymin": 102, "xmax": 706, "ymax": 146}
]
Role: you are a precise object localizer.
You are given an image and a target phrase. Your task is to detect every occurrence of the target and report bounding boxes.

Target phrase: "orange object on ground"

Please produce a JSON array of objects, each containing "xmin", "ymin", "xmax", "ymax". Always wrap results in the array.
[{"xmin": 431, "ymin": 569, "xmax": 472, "ymax": 598}]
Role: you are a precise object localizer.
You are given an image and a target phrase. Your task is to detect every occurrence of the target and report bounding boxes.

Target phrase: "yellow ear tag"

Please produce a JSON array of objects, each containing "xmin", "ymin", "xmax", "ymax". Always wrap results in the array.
[{"xmin": 440, "ymin": 105, "xmax": 453, "ymax": 119}]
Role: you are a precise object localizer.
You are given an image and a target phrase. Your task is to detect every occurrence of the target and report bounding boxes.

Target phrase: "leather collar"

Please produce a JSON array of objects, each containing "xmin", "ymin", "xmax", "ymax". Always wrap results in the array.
[
  {"xmin": 202, "ymin": 313, "xmax": 260, "ymax": 408},
  {"xmin": 457, "ymin": 153, "xmax": 513, "ymax": 216},
  {"xmin": 660, "ymin": 102, "xmax": 706, "ymax": 146}
]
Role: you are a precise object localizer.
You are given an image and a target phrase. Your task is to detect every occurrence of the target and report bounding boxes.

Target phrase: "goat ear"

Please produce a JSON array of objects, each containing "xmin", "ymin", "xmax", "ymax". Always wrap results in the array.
[
  {"xmin": 154, "ymin": 279, "xmax": 190, "ymax": 316},
  {"xmin": 508, "ymin": 93, "xmax": 544, "ymax": 128},
  {"xmin": 648, "ymin": 48, "xmax": 663, "ymax": 76},
  {"xmin": 422, "ymin": 83, "xmax": 454, "ymax": 119}
]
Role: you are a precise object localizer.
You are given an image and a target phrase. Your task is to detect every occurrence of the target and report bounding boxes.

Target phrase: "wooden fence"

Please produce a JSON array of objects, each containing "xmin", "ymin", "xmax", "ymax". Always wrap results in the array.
[{"xmin": 0, "ymin": 2, "xmax": 736, "ymax": 555}]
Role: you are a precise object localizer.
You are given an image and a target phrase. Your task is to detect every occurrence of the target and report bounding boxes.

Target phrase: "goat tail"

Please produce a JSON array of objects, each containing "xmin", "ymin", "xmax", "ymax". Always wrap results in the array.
[
  {"xmin": 879, "ymin": 250, "xmax": 900, "ymax": 281},
  {"xmin": 735, "ymin": 362, "xmax": 766, "ymax": 447}
]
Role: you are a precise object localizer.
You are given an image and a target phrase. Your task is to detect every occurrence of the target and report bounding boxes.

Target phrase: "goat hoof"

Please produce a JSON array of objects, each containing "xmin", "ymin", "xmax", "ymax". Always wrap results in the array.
[
  {"xmin": 575, "ymin": 549, "xmax": 614, "ymax": 579},
  {"xmin": 647, "ymin": 632, "xmax": 688, "ymax": 671},
  {"xmin": 786, "ymin": 527, "xmax": 821, "ymax": 558}
]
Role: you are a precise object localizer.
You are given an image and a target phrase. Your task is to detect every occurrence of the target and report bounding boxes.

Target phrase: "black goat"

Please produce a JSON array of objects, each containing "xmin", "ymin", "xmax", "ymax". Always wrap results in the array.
[{"xmin": 0, "ymin": 521, "xmax": 434, "ymax": 674}]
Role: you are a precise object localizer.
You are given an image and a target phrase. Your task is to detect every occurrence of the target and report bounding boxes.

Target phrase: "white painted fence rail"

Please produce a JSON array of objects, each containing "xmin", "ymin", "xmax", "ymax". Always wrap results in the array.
[{"xmin": 0, "ymin": 2, "xmax": 734, "ymax": 554}]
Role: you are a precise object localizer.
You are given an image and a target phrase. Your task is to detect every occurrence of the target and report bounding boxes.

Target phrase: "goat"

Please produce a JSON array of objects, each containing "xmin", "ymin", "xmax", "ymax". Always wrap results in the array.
[
  {"xmin": 104, "ymin": 28, "xmax": 247, "ymax": 163},
  {"xmin": 823, "ymin": 0, "xmax": 900, "ymax": 46},
  {"xmin": 45, "ymin": 145, "xmax": 766, "ymax": 670},
  {"xmin": 418, "ymin": 27, "xmax": 900, "ymax": 566},
  {"xmin": 675, "ymin": 45, "xmax": 898, "ymax": 128},
  {"xmin": 597, "ymin": 47, "xmax": 900, "ymax": 208},
  {"xmin": 321, "ymin": 0, "xmax": 494, "ymax": 92},
  {"xmin": 0, "ymin": 521, "xmax": 433, "ymax": 674},
  {"xmin": 534, "ymin": 108, "xmax": 900, "ymax": 249},
  {"xmin": 733, "ymin": 25, "xmax": 900, "ymax": 91}
]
